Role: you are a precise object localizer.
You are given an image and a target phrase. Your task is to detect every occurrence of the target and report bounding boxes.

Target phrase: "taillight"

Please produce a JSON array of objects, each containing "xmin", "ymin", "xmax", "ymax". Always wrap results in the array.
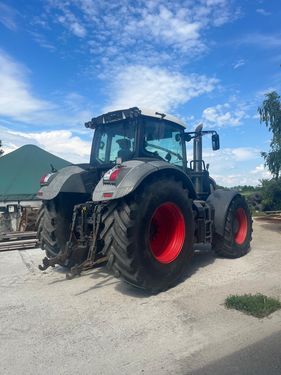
[
  {"xmin": 103, "ymin": 167, "xmax": 123, "ymax": 184},
  {"xmin": 109, "ymin": 168, "xmax": 122, "ymax": 181},
  {"xmin": 40, "ymin": 175, "xmax": 47, "ymax": 184},
  {"xmin": 39, "ymin": 173, "xmax": 54, "ymax": 185}
]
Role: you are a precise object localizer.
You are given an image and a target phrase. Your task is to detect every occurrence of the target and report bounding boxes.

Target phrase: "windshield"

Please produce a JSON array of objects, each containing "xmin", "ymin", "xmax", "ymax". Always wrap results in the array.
[
  {"xmin": 142, "ymin": 118, "xmax": 184, "ymax": 166},
  {"xmin": 91, "ymin": 120, "xmax": 136, "ymax": 165}
]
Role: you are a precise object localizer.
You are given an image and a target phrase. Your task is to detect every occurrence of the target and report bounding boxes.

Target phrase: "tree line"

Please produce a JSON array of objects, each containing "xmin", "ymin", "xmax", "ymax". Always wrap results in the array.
[{"xmin": 234, "ymin": 91, "xmax": 281, "ymax": 212}]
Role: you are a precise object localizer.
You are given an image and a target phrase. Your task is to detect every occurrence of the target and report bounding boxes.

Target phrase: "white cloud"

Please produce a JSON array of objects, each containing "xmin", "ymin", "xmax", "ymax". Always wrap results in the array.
[
  {"xmin": 0, "ymin": 50, "xmax": 51, "ymax": 120},
  {"xmin": 0, "ymin": 2, "xmax": 17, "ymax": 31},
  {"xmin": 202, "ymin": 103, "xmax": 246, "ymax": 127},
  {"xmin": 231, "ymin": 147, "xmax": 259, "ymax": 161},
  {"xmin": 1, "ymin": 127, "xmax": 91, "ymax": 163},
  {"xmin": 43, "ymin": 0, "xmax": 237, "ymax": 65},
  {"xmin": 200, "ymin": 147, "xmax": 259, "ymax": 164},
  {"xmin": 58, "ymin": 17, "xmax": 87, "ymax": 38},
  {"xmin": 238, "ymin": 33, "xmax": 281, "ymax": 49},
  {"xmin": 250, "ymin": 163, "xmax": 272, "ymax": 179},
  {"xmin": 190, "ymin": 147, "xmax": 269, "ymax": 186},
  {"xmin": 104, "ymin": 65, "xmax": 218, "ymax": 112},
  {"xmin": 256, "ymin": 8, "xmax": 271, "ymax": 16},
  {"xmin": 124, "ymin": 5, "xmax": 203, "ymax": 53},
  {"xmin": 29, "ymin": 32, "xmax": 56, "ymax": 52},
  {"xmin": 233, "ymin": 59, "xmax": 245, "ymax": 69},
  {"xmin": 56, "ymin": 5, "xmax": 87, "ymax": 38},
  {"xmin": 212, "ymin": 162, "xmax": 272, "ymax": 186},
  {"xmin": 0, "ymin": 50, "xmax": 92, "ymax": 126},
  {"xmin": 211, "ymin": 172, "xmax": 261, "ymax": 187}
]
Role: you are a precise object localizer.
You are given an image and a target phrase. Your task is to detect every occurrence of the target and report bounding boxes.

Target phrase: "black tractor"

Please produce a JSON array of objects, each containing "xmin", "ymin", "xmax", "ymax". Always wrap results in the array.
[{"xmin": 37, "ymin": 107, "xmax": 252, "ymax": 292}]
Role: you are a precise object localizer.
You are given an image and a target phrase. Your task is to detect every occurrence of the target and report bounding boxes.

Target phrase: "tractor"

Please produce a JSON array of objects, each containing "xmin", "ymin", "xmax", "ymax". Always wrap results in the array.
[{"xmin": 37, "ymin": 107, "xmax": 252, "ymax": 292}]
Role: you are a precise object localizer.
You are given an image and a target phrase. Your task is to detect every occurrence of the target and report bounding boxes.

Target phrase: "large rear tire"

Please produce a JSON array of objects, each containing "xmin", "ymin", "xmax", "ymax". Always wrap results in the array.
[
  {"xmin": 37, "ymin": 194, "xmax": 88, "ymax": 267},
  {"xmin": 35, "ymin": 205, "xmax": 44, "ymax": 246},
  {"xmin": 105, "ymin": 176, "xmax": 195, "ymax": 293},
  {"xmin": 213, "ymin": 195, "xmax": 252, "ymax": 258}
]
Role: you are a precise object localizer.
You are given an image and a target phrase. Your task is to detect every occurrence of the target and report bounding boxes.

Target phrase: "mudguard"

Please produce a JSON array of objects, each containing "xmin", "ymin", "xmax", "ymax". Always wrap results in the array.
[
  {"xmin": 92, "ymin": 159, "xmax": 197, "ymax": 202},
  {"xmin": 37, "ymin": 165, "xmax": 97, "ymax": 200},
  {"xmin": 207, "ymin": 189, "xmax": 240, "ymax": 237}
]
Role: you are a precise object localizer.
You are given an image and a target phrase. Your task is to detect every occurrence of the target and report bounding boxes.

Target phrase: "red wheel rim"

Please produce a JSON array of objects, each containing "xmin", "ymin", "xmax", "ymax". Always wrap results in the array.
[
  {"xmin": 149, "ymin": 202, "xmax": 185, "ymax": 264},
  {"xmin": 234, "ymin": 208, "xmax": 248, "ymax": 245}
]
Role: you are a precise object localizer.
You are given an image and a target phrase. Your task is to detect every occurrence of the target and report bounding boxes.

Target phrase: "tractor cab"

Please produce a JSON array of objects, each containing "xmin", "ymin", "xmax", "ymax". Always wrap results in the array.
[
  {"xmin": 86, "ymin": 107, "xmax": 220, "ymax": 199},
  {"xmin": 87, "ymin": 107, "xmax": 186, "ymax": 169}
]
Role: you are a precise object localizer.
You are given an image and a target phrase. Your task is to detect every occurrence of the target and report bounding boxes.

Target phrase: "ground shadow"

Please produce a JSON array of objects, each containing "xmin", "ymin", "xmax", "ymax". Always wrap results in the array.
[
  {"xmin": 47, "ymin": 244, "xmax": 216, "ymax": 296},
  {"xmin": 114, "ymin": 244, "xmax": 216, "ymax": 298},
  {"xmin": 74, "ymin": 268, "xmax": 119, "ymax": 296},
  {"xmin": 47, "ymin": 263, "xmax": 114, "ymax": 287},
  {"xmin": 256, "ymin": 217, "xmax": 281, "ymax": 234},
  {"xmin": 255, "ymin": 217, "xmax": 281, "ymax": 233},
  {"xmin": 185, "ymin": 330, "xmax": 281, "ymax": 375},
  {"xmin": 260, "ymin": 223, "xmax": 281, "ymax": 233}
]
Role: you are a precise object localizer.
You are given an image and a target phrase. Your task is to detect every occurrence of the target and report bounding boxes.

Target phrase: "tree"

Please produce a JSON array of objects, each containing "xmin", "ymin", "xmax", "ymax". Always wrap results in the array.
[
  {"xmin": 258, "ymin": 91, "xmax": 281, "ymax": 179},
  {"xmin": 0, "ymin": 140, "xmax": 3, "ymax": 156},
  {"xmin": 260, "ymin": 178, "xmax": 281, "ymax": 211}
]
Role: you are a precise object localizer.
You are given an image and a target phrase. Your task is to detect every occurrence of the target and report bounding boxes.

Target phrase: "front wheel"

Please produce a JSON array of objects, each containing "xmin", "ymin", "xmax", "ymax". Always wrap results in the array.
[
  {"xmin": 105, "ymin": 176, "xmax": 195, "ymax": 293},
  {"xmin": 213, "ymin": 195, "xmax": 252, "ymax": 258}
]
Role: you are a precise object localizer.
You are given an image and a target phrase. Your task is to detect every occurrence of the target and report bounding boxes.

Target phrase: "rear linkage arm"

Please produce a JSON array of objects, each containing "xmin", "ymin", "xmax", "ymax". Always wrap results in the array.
[{"xmin": 66, "ymin": 203, "xmax": 108, "ymax": 279}]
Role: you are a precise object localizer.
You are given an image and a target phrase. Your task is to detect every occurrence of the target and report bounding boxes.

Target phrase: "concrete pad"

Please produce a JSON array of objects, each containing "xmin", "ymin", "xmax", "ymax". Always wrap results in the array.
[{"xmin": 0, "ymin": 219, "xmax": 280, "ymax": 375}]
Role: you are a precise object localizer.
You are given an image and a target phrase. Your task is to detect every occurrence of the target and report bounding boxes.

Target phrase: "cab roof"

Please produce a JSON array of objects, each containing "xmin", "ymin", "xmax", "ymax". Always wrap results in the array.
[
  {"xmin": 140, "ymin": 108, "xmax": 186, "ymax": 128},
  {"xmin": 85, "ymin": 107, "xmax": 186, "ymax": 129}
]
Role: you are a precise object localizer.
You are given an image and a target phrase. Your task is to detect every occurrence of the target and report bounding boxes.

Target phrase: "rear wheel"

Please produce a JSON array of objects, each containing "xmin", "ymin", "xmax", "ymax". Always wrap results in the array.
[
  {"xmin": 35, "ymin": 205, "xmax": 44, "ymax": 246},
  {"xmin": 213, "ymin": 195, "xmax": 252, "ymax": 258},
  {"xmin": 105, "ymin": 176, "xmax": 195, "ymax": 293},
  {"xmin": 37, "ymin": 194, "xmax": 88, "ymax": 267}
]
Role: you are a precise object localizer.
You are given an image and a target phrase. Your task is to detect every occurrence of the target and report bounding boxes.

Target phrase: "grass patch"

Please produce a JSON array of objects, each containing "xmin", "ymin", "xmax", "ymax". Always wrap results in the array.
[{"xmin": 225, "ymin": 293, "xmax": 281, "ymax": 318}]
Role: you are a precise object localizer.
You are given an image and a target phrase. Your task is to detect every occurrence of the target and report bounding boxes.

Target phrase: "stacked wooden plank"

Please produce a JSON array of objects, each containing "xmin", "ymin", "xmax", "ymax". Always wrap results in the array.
[{"xmin": 0, "ymin": 231, "xmax": 38, "ymax": 252}]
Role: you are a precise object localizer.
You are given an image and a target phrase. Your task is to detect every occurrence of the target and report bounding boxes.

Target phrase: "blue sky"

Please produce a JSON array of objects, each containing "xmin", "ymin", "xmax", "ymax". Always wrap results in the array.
[{"xmin": 0, "ymin": 0, "xmax": 280, "ymax": 186}]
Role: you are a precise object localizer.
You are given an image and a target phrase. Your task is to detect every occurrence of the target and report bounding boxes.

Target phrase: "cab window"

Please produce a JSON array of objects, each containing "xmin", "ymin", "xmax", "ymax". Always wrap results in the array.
[{"xmin": 143, "ymin": 119, "xmax": 183, "ymax": 166}]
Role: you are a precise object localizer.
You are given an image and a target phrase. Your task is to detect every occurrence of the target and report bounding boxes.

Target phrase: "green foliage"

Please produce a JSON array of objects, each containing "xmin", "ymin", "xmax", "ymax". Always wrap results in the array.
[
  {"xmin": 258, "ymin": 91, "xmax": 281, "ymax": 179},
  {"xmin": 225, "ymin": 293, "xmax": 281, "ymax": 318},
  {"xmin": 216, "ymin": 184, "xmax": 228, "ymax": 190},
  {"xmin": 258, "ymin": 92, "xmax": 281, "ymax": 133},
  {"xmin": 260, "ymin": 178, "xmax": 281, "ymax": 211},
  {"xmin": 227, "ymin": 179, "xmax": 281, "ymax": 212},
  {"xmin": 244, "ymin": 190, "xmax": 263, "ymax": 213},
  {"xmin": 232, "ymin": 185, "xmax": 257, "ymax": 193}
]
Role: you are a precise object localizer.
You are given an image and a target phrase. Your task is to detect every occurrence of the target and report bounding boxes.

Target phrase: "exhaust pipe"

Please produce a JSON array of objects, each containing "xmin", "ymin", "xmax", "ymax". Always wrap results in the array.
[{"xmin": 193, "ymin": 124, "xmax": 203, "ymax": 195}]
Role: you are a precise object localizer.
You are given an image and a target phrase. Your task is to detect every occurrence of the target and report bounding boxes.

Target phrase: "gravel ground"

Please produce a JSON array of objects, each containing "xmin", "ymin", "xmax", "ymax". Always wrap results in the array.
[{"xmin": 0, "ymin": 219, "xmax": 280, "ymax": 375}]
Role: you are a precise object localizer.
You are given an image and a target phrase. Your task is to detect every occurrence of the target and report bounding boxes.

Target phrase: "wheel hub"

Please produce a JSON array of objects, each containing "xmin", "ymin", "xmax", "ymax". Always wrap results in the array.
[
  {"xmin": 234, "ymin": 208, "xmax": 248, "ymax": 245},
  {"xmin": 149, "ymin": 202, "xmax": 185, "ymax": 264}
]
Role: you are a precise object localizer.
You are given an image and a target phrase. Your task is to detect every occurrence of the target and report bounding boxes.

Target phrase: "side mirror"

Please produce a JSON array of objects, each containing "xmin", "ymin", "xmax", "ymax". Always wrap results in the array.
[
  {"xmin": 212, "ymin": 134, "xmax": 220, "ymax": 151},
  {"xmin": 183, "ymin": 133, "xmax": 192, "ymax": 142}
]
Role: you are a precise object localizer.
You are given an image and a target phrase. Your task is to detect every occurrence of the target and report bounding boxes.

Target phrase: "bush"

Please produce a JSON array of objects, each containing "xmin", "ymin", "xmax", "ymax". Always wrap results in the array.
[{"xmin": 260, "ymin": 178, "xmax": 281, "ymax": 211}]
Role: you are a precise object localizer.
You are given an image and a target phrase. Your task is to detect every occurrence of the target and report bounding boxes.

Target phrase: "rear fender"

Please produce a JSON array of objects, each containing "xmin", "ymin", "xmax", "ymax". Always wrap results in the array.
[
  {"xmin": 37, "ymin": 165, "xmax": 97, "ymax": 200},
  {"xmin": 92, "ymin": 160, "xmax": 197, "ymax": 202},
  {"xmin": 207, "ymin": 189, "xmax": 240, "ymax": 236}
]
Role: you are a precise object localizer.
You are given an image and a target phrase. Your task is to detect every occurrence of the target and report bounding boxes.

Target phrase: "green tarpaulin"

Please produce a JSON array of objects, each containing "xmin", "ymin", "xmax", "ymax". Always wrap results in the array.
[{"xmin": 0, "ymin": 145, "xmax": 71, "ymax": 201}]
